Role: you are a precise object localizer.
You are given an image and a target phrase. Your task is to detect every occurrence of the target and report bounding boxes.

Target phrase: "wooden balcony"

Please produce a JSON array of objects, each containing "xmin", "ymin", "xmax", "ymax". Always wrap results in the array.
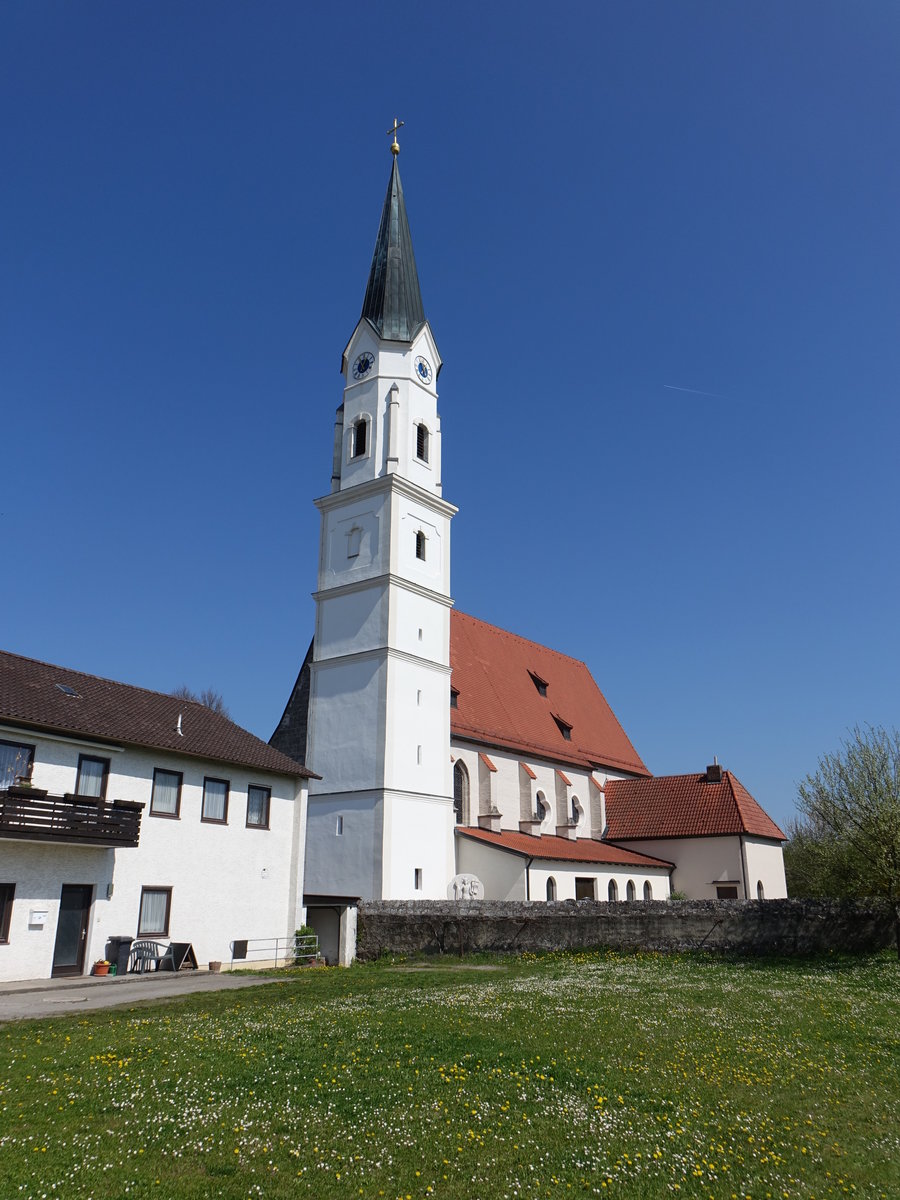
[{"xmin": 0, "ymin": 787, "xmax": 143, "ymax": 848}]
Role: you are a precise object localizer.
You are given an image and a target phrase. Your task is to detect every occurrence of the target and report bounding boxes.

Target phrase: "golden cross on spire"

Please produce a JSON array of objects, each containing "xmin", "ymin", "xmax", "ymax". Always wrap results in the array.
[{"xmin": 386, "ymin": 117, "xmax": 404, "ymax": 156}]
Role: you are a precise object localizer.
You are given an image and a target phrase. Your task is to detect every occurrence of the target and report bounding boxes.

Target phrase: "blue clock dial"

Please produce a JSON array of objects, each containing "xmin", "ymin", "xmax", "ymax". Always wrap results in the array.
[
  {"xmin": 415, "ymin": 356, "xmax": 433, "ymax": 384},
  {"xmin": 352, "ymin": 351, "xmax": 374, "ymax": 380}
]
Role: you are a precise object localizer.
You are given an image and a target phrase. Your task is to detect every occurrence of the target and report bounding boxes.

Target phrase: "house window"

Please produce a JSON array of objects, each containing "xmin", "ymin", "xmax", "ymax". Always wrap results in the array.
[
  {"xmin": 608, "ymin": 879, "xmax": 618, "ymax": 902},
  {"xmin": 414, "ymin": 868, "xmax": 423, "ymax": 890},
  {"xmin": 0, "ymin": 740, "xmax": 35, "ymax": 791},
  {"xmin": 546, "ymin": 877, "xmax": 557, "ymax": 901},
  {"xmin": 416, "ymin": 423, "xmax": 429, "ymax": 462},
  {"xmin": 247, "ymin": 785, "xmax": 271, "ymax": 829},
  {"xmin": 201, "ymin": 777, "xmax": 229, "ymax": 824},
  {"xmin": 138, "ymin": 887, "xmax": 172, "ymax": 936},
  {"xmin": 626, "ymin": 879, "xmax": 636, "ymax": 901},
  {"xmin": 529, "ymin": 672, "xmax": 548, "ymax": 697},
  {"xmin": 553, "ymin": 716, "xmax": 572, "ymax": 741},
  {"xmin": 450, "ymin": 688, "xmax": 459, "ymax": 709},
  {"xmin": 757, "ymin": 880, "xmax": 765, "ymax": 900},
  {"xmin": 575, "ymin": 877, "xmax": 596, "ymax": 901},
  {"xmin": 716, "ymin": 884, "xmax": 739, "ymax": 900},
  {"xmin": 150, "ymin": 769, "xmax": 182, "ymax": 818},
  {"xmin": 352, "ymin": 417, "xmax": 368, "ymax": 458},
  {"xmin": 76, "ymin": 755, "xmax": 109, "ymax": 799},
  {"xmin": 453, "ymin": 761, "xmax": 470, "ymax": 825},
  {"xmin": 0, "ymin": 883, "xmax": 14, "ymax": 943},
  {"xmin": 415, "ymin": 530, "xmax": 426, "ymax": 560},
  {"xmin": 643, "ymin": 880, "xmax": 653, "ymax": 900}
]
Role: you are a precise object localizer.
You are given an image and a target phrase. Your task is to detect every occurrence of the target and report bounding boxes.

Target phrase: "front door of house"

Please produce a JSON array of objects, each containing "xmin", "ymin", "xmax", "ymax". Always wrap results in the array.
[{"xmin": 51, "ymin": 885, "xmax": 93, "ymax": 977}]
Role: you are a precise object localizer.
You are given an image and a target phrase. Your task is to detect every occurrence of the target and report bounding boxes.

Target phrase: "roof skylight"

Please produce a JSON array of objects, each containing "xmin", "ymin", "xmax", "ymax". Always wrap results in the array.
[{"xmin": 55, "ymin": 683, "xmax": 79, "ymax": 698}]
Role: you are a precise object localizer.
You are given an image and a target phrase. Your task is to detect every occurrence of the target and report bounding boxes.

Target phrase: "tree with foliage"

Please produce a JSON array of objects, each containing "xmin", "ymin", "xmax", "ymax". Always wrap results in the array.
[
  {"xmin": 788, "ymin": 724, "xmax": 900, "ymax": 958},
  {"xmin": 171, "ymin": 685, "xmax": 230, "ymax": 719}
]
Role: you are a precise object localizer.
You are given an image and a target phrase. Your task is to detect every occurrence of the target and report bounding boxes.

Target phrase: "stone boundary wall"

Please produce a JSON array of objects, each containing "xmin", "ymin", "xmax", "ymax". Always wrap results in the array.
[{"xmin": 356, "ymin": 899, "xmax": 894, "ymax": 959}]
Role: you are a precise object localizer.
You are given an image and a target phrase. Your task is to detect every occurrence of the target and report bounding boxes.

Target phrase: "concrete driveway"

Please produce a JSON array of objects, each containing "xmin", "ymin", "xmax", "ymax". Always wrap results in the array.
[{"xmin": 0, "ymin": 969, "xmax": 280, "ymax": 1022}]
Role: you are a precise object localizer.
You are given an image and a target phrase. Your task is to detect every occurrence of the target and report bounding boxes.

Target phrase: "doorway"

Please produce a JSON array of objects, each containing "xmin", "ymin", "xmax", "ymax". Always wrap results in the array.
[{"xmin": 51, "ymin": 885, "xmax": 93, "ymax": 977}]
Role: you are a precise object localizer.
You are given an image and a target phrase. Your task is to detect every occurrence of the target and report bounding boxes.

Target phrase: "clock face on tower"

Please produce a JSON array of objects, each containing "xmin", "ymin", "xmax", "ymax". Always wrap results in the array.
[
  {"xmin": 415, "ymin": 356, "xmax": 433, "ymax": 385},
  {"xmin": 352, "ymin": 351, "xmax": 375, "ymax": 380}
]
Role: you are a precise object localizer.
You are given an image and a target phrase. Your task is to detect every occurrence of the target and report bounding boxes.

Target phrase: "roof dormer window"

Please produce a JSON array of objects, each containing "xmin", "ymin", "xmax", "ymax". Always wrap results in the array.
[
  {"xmin": 528, "ymin": 671, "xmax": 548, "ymax": 697},
  {"xmin": 553, "ymin": 715, "xmax": 572, "ymax": 741}
]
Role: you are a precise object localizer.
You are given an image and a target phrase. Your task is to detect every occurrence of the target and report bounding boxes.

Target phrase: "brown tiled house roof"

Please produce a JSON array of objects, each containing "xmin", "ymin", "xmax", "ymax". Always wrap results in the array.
[
  {"xmin": 457, "ymin": 826, "xmax": 673, "ymax": 869},
  {"xmin": 450, "ymin": 611, "xmax": 648, "ymax": 775},
  {"xmin": 0, "ymin": 649, "xmax": 314, "ymax": 779},
  {"xmin": 605, "ymin": 771, "xmax": 785, "ymax": 841}
]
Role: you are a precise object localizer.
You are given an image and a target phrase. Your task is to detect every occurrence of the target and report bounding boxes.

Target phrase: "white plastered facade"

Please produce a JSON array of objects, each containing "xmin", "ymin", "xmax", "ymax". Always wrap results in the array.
[
  {"xmin": 0, "ymin": 724, "xmax": 307, "ymax": 982},
  {"xmin": 303, "ymin": 317, "xmax": 457, "ymax": 901}
]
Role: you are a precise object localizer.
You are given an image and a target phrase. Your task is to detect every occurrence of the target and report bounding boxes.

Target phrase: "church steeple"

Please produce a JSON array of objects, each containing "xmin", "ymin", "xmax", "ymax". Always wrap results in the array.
[{"xmin": 360, "ymin": 155, "xmax": 426, "ymax": 343}]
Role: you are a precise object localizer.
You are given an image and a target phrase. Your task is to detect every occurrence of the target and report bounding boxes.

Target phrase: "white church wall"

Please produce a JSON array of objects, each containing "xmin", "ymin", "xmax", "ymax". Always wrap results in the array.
[
  {"xmin": 305, "ymin": 792, "xmax": 383, "ymax": 899},
  {"xmin": 743, "ymin": 837, "xmax": 788, "ymax": 899},
  {"xmin": 319, "ymin": 491, "xmax": 389, "ymax": 586},
  {"xmin": 307, "ymin": 657, "xmax": 385, "ymax": 791},
  {"xmin": 456, "ymin": 838, "xmax": 527, "ymax": 901},
  {"xmin": 382, "ymin": 792, "xmax": 455, "ymax": 899},
  {"xmin": 384, "ymin": 656, "xmax": 451, "ymax": 797},
  {"xmin": 528, "ymin": 863, "xmax": 671, "ymax": 903},
  {"xmin": 613, "ymin": 836, "xmax": 744, "ymax": 898},
  {"xmin": 0, "ymin": 732, "xmax": 305, "ymax": 981},
  {"xmin": 316, "ymin": 584, "xmax": 387, "ymax": 660},
  {"xmin": 390, "ymin": 587, "xmax": 451, "ymax": 662}
]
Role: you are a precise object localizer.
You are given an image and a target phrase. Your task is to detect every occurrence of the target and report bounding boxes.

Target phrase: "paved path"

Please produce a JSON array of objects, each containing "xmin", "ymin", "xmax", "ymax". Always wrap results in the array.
[{"xmin": 0, "ymin": 970, "xmax": 279, "ymax": 1022}]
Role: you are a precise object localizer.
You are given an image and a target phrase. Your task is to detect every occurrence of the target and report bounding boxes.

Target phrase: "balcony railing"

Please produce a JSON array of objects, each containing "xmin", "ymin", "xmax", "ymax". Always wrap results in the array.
[{"xmin": 0, "ymin": 787, "xmax": 143, "ymax": 847}]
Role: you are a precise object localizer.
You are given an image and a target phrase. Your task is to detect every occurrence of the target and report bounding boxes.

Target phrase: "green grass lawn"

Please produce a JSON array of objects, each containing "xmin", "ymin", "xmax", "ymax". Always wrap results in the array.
[{"xmin": 1, "ymin": 950, "xmax": 897, "ymax": 1200}]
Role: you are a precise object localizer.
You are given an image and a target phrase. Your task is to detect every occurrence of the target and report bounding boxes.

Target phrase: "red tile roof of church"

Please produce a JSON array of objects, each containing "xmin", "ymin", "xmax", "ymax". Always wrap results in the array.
[
  {"xmin": 450, "ymin": 611, "xmax": 649, "ymax": 775},
  {"xmin": 605, "ymin": 771, "xmax": 785, "ymax": 841},
  {"xmin": 457, "ymin": 826, "xmax": 672, "ymax": 868}
]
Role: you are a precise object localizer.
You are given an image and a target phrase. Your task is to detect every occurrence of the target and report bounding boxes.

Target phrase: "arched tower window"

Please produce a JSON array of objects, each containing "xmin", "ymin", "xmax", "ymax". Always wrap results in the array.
[
  {"xmin": 453, "ymin": 762, "xmax": 469, "ymax": 825},
  {"xmin": 546, "ymin": 877, "xmax": 557, "ymax": 901},
  {"xmin": 416, "ymin": 423, "xmax": 430, "ymax": 463},
  {"xmin": 608, "ymin": 879, "xmax": 618, "ymax": 902},
  {"xmin": 643, "ymin": 880, "xmax": 652, "ymax": 900},
  {"xmin": 626, "ymin": 879, "xmax": 636, "ymax": 901},
  {"xmin": 352, "ymin": 417, "xmax": 368, "ymax": 458},
  {"xmin": 757, "ymin": 880, "xmax": 765, "ymax": 900},
  {"xmin": 415, "ymin": 530, "xmax": 426, "ymax": 560}
]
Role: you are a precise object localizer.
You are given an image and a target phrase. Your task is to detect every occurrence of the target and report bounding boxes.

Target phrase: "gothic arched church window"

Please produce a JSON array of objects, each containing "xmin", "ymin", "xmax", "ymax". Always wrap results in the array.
[{"xmin": 453, "ymin": 761, "xmax": 469, "ymax": 825}]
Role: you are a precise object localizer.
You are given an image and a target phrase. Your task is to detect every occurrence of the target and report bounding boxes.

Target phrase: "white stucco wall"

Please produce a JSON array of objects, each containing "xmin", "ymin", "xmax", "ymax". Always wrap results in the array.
[
  {"xmin": 0, "ymin": 728, "xmax": 306, "ymax": 981},
  {"xmin": 382, "ymin": 791, "xmax": 455, "ymax": 899},
  {"xmin": 743, "ymin": 837, "xmax": 788, "ymax": 899},
  {"xmin": 613, "ymin": 836, "xmax": 748, "ymax": 898}
]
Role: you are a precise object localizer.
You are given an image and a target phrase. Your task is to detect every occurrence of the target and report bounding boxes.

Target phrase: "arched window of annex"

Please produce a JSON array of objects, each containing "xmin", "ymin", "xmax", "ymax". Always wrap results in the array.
[
  {"xmin": 757, "ymin": 880, "xmax": 765, "ymax": 900},
  {"xmin": 415, "ymin": 530, "xmax": 426, "ymax": 561},
  {"xmin": 546, "ymin": 876, "xmax": 557, "ymax": 902},
  {"xmin": 453, "ymin": 761, "xmax": 470, "ymax": 826},
  {"xmin": 351, "ymin": 416, "xmax": 369, "ymax": 459},
  {"xmin": 626, "ymin": 879, "xmax": 636, "ymax": 901},
  {"xmin": 608, "ymin": 879, "xmax": 618, "ymax": 902},
  {"xmin": 416, "ymin": 422, "xmax": 430, "ymax": 463},
  {"xmin": 535, "ymin": 791, "xmax": 548, "ymax": 824},
  {"xmin": 643, "ymin": 880, "xmax": 652, "ymax": 901}
]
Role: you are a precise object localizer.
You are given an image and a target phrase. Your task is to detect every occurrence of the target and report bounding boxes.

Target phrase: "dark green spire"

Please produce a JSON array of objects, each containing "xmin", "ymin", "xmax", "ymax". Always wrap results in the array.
[{"xmin": 360, "ymin": 156, "xmax": 426, "ymax": 343}]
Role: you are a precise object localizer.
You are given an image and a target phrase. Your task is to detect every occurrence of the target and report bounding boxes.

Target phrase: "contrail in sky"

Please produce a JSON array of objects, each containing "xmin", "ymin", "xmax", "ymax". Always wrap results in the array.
[{"xmin": 664, "ymin": 383, "xmax": 732, "ymax": 401}]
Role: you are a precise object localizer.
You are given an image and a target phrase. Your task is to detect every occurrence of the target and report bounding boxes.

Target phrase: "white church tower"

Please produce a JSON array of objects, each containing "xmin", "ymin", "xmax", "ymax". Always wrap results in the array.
[{"xmin": 298, "ymin": 135, "xmax": 457, "ymax": 900}]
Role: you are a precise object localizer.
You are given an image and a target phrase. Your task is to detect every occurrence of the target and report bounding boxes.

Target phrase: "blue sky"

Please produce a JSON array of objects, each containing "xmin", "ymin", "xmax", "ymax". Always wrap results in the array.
[{"xmin": 2, "ymin": 2, "xmax": 898, "ymax": 829}]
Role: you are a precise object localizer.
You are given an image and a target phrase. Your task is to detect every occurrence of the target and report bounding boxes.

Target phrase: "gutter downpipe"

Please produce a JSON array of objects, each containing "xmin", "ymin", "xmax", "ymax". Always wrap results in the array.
[
  {"xmin": 525, "ymin": 857, "xmax": 534, "ymax": 901},
  {"xmin": 739, "ymin": 834, "xmax": 750, "ymax": 900}
]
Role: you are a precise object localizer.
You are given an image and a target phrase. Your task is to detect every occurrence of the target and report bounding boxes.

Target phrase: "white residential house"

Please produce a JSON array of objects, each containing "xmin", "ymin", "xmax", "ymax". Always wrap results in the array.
[
  {"xmin": 0, "ymin": 649, "xmax": 313, "ymax": 982},
  {"xmin": 270, "ymin": 142, "xmax": 787, "ymax": 956}
]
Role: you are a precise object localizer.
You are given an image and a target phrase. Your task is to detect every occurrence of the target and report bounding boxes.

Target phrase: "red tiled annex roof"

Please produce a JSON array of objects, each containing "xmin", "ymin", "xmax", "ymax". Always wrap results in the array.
[
  {"xmin": 457, "ymin": 826, "xmax": 673, "ymax": 869},
  {"xmin": 450, "ymin": 611, "xmax": 648, "ymax": 775},
  {"xmin": 0, "ymin": 649, "xmax": 315, "ymax": 779},
  {"xmin": 605, "ymin": 771, "xmax": 785, "ymax": 841}
]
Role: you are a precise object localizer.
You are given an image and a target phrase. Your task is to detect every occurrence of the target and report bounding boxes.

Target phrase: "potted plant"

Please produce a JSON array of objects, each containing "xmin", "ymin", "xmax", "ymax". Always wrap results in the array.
[{"xmin": 92, "ymin": 959, "xmax": 111, "ymax": 976}]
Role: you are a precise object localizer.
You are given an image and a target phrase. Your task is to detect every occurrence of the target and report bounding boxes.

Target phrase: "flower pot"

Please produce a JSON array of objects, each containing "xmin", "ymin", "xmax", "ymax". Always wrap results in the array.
[
  {"xmin": 93, "ymin": 964, "xmax": 109, "ymax": 976},
  {"xmin": 208, "ymin": 961, "xmax": 222, "ymax": 974}
]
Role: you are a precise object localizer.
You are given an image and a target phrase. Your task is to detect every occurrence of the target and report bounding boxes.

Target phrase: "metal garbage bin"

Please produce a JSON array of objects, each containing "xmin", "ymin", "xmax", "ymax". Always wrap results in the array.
[{"xmin": 106, "ymin": 935, "xmax": 134, "ymax": 976}]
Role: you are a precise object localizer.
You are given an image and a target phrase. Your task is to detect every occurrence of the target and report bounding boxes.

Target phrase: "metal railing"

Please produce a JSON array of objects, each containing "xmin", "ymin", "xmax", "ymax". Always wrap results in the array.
[{"xmin": 230, "ymin": 934, "xmax": 320, "ymax": 968}]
